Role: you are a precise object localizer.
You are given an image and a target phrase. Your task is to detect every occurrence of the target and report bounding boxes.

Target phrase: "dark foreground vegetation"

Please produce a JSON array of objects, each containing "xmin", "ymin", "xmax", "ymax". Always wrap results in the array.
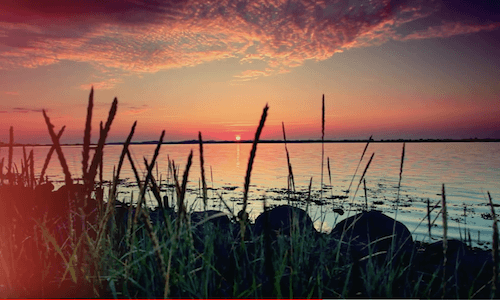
[{"xmin": 0, "ymin": 90, "xmax": 498, "ymax": 298}]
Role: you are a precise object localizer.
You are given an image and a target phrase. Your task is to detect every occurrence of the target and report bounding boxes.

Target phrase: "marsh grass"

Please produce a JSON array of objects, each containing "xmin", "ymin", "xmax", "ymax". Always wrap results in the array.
[{"xmin": 0, "ymin": 91, "xmax": 498, "ymax": 298}]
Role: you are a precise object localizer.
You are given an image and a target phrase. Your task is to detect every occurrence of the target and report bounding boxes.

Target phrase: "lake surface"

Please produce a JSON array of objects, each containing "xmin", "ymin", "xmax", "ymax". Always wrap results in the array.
[{"xmin": 2, "ymin": 142, "xmax": 500, "ymax": 249}]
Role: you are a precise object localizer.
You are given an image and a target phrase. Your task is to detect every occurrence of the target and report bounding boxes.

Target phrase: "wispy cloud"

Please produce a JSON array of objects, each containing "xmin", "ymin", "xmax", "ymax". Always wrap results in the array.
[
  {"xmin": 1, "ymin": 0, "xmax": 499, "ymax": 88},
  {"xmin": 123, "ymin": 104, "xmax": 150, "ymax": 115},
  {"xmin": 4, "ymin": 91, "xmax": 19, "ymax": 95},
  {"xmin": 12, "ymin": 107, "xmax": 45, "ymax": 113}
]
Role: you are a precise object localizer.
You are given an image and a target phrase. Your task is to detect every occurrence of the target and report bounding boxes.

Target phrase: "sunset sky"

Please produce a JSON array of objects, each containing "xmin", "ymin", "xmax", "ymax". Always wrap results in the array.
[{"xmin": 0, "ymin": 0, "xmax": 499, "ymax": 144}]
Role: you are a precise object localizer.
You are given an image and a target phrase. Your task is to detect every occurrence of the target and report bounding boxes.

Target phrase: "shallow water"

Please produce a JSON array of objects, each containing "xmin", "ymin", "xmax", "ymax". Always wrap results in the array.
[{"xmin": 3, "ymin": 142, "xmax": 499, "ymax": 249}]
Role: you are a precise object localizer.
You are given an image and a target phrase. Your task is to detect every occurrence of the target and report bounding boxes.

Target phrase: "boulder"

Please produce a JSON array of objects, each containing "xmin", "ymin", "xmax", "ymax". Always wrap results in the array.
[
  {"xmin": 414, "ymin": 239, "xmax": 494, "ymax": 298},
  {"xmin": 330, "ymin": 210, "xmax": 414, "ymax": 262},
  {"xmin": 253, "ymin": 205, "xmax": 316, "ymax": 237}
]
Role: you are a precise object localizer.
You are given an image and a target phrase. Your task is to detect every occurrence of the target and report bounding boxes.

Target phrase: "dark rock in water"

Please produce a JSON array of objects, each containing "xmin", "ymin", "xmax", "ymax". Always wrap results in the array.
[
  {"xmin": 253, "ymin": 205, "xmax": 316, "ymax": 237},
  {"xmin": 330, "ymin": 210, "xmax": 414, "ymax": 262},
  {"xmin": 333, "ymin": 208, "xmax": 344, "ymax": 215}
]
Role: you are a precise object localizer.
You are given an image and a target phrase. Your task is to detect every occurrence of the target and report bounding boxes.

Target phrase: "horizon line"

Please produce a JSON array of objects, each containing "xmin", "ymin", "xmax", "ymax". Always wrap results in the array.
[{"xmin": 1, "ymin": 137, "xmax": 499, "ymax": 147}]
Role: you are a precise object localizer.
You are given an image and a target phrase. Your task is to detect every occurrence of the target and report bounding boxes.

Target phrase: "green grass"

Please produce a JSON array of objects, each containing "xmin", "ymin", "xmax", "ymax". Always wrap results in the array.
[{"xmin": 0, "ymin": 89, "xmax": 498, "ymax": 298}]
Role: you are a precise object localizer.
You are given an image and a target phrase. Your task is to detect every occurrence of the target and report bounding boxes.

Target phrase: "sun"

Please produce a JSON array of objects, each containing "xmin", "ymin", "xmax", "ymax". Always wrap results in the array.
[{"xmin": 235, "ymin": 135, "xmax": 241, "ymax": 141}]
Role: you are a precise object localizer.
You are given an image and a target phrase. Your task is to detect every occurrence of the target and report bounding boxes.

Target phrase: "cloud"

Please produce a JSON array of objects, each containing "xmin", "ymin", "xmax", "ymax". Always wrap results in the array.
[
  {"xmin": 4, "ymin": 91, "xmax": 18, "ymax": 95},
  {"xmin": 12, "ymin": 107, "xmax": 44, "ymax": 113},
  {"xmin": 80, "ymin": 78, "xmax": 123, "ymax": 90},
  {"xmin": 123, "ymin": 104, "xmax": 150, "ymax": 115},
  {"xmin": 0, "ymin": 0, "xmax": 499, "ymax": 87}
]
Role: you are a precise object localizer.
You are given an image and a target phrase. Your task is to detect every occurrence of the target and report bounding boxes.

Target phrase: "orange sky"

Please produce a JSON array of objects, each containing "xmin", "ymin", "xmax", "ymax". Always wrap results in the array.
[{"xmin": 0, "ymin": 0, "xmax": 499, "ymax": 144}]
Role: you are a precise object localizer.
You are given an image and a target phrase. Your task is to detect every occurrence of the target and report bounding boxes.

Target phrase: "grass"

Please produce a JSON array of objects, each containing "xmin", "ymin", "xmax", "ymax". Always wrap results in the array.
[{"xmin": 0, "ymin": 89, "xmax": 498, "ymax": 298}]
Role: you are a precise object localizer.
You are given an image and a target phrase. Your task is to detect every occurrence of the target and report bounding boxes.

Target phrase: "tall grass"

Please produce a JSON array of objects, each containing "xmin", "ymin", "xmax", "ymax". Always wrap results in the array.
[{"xmin": 1, "ymin": 90, "xmax": 497, "ymax": 298}]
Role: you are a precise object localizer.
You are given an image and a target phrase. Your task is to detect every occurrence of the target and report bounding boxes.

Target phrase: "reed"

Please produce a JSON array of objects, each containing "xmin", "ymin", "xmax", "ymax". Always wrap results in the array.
[
  {"xmin": 363, "ymin": 178, "xmax": 368, "ymax": 210},
  {"xmin": 282, "ymin": 122, "xmax": 295, "ymax": 201},
  {"xmin": 86, "ymin": 97, "xmax": 117, "ymax": 187},
  {"xmin": 346, "ymin": 135, "xmax": 372, "ymax": 195},
  {"xmin": 441, "ymin": 183, "xmax": 448, "ymax": 297},
  {"xmin": 39, "ymin": 126, "xmax": 65, "ymax": 184},
  {"xmin": 489, "ymin": 191, "xmax": 498, "ymax": 296},
  {"xmin": 8, "ymin": 126, "xmax": 13, "ymax": 184},
  {"xmin": 351, "ymin": 152, "xmax": 375, "ymax": 203},
  {"xmin": 320, "ymin": 94, "xmax": 325, "ymax": 201},
  {"xmin": 198, "ymin": 132, "xmax": 208, "ymax": 211},
  {"xmin": 42, "ymin": 110, "xmax": 73, "ymax": 188},
  {"xmin": 241, "ymin": 104, "xmax": 268, "ymax": 238},
  {"xmin": 82, "ymin": 87, "xmax": 93, "ymax": 179}
]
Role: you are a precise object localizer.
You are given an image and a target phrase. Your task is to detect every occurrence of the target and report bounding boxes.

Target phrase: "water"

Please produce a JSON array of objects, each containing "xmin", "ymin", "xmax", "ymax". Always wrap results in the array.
[{"xmin": 2, "ymin": 142, "xmax": 499, "ymax": 249}]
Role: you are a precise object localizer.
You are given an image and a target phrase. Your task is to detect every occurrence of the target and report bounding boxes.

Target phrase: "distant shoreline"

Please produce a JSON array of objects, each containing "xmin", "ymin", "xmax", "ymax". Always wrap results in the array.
[{"xmin": 1, "ymin": 138, "xmax": 499, "ymax": 147}]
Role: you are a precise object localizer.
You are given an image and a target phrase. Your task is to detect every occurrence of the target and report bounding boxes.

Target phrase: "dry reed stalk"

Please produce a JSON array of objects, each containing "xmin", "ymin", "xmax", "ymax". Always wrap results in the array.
[
  {"xmin": 363, "ymin": 178, "xmax": 368, "ymax": 211},
  {"xmin": 327, "ymin": 157, "xmax": 332, "ymax": 186},
  {"xmin": 109, "ymin": 121, "xmax": 137, "ymax": 200},
  {"xmin": 198, "ymin": 132, "xmax": 208, "ymax": 211},
  {"xmin": 22, "ymin": 146, "xmax": 27, "ymax": 186},
  {"xmin": 134, "ymin": 130, "xmax": 165, "ymax": 225},
  {"xmin": 82, "ymin": 87, "xmax": 93, "ymax": 179},
  {"xmin": 29, "ymin": 150, "xmax": 34, "ymax": 188},
  {"xmin": 143, "ymin": 158, "xmax": 163, "ymax": 211},
  {"xmin": 306, "ymin": 177, "xmax": 313, "ymax": 213},
  {"xmin": 241, "ymin": 104, "xmax": 268, "ymax": 240},
  {"xmin": 179, "ymin": 150, "xmax": 193, "ymax": 222},
  {"xmin": 441, "ymin": 184, "xmax": 447, "ymax": 297},
  {"xmin": 242, "ymin": 104, "xmax": 268, "ymax": 216},
  {"xmin": 351, "ymin": 152, "xmax": 375, "ymax": 203},
  {"xmin": 346, "ymin": 135, "xmax": 372, "ymax": 195},
  {"xmin": 39, "ymin": 126, "xmax": 65, "ymax": 184},
  {"xmin": 42, "ymin": 110, "xmax": 73, "ymax": 188},
  {"xmin": 126, "ymin": 148, "xmax": 142, "ymax": 191},
  {"xmin": 427, "ymin": 198, "xmax": 431, "ymax": 237},
  {"xmin": 396, "ymin": 143, "xmax": 406, "ymax": 203},
  {"xmin": 8, "ymin": 126, "xmax": 13, "ymax": 184},
  {"xmin": 0, "ymin": 158, "xmax": 4, "ymax": 185},
  {"xmin": 321, "ymin": 95, "xmax": 325, "ymax": 203},
  {"xmin": 282, "ymin": 122, "xmax": 295, "ymax": 201},
  {"xmin": 488, "ymin": 191, "xmax": 498, "ymax": 296},
  {"xmin": 86, "ymin": 97, "xmax": 117, "ymax": 186}
]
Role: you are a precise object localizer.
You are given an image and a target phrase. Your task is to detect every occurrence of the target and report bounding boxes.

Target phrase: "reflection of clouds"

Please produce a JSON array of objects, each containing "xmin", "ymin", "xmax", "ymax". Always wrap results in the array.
[{"xmin": 0, "ymin": 0, "xmax": 499, "ymax": 86}]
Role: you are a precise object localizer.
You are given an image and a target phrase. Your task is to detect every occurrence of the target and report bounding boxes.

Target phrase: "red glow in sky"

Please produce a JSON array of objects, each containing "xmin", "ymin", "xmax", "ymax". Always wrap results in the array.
[{"xmin": 0, "ymin": 0, "xmax": 499, "ymax": 144}]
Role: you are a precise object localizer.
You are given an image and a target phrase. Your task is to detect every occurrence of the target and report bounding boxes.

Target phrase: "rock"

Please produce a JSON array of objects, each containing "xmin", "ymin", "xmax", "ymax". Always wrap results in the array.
[
  {"xmin": 330, "ymin": 210, "xmax": 414, "ymax": 262},
  {"xmin": 414, "ymin": 239, "xmax": 494, "ymax": 298},
  {"xmin": 253, "ymin": 205, "xmax": 317, "ymax": 237},
  {"xmin": 190, "ymin": 210, "xmax": 231, "ymax": 230}
]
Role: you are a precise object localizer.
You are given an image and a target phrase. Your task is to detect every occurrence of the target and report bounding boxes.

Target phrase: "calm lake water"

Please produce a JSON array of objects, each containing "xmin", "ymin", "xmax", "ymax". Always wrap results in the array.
[{"xmin": 3, "ymin": 142, "xmax": 500, "ymax": 248}]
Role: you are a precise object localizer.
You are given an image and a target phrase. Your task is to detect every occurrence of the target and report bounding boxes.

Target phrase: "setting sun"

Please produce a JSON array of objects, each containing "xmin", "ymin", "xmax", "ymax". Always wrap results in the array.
[{"xmin": 235, "ymin": 135, "xmax": 241, "ymax": 141}]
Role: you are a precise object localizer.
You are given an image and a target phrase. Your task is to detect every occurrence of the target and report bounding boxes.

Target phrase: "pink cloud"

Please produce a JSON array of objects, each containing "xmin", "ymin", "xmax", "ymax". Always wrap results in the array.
[
  {"xmin": 123, "ymin": 104, "xmax": 150, "ymax": 115},
  {"xmin": 0, "ymin": 0, "xmax": 499, "ymax": 87},
  {"xmin": 80, "ymin": 78, "xmax": 123, "ymax": 90}
]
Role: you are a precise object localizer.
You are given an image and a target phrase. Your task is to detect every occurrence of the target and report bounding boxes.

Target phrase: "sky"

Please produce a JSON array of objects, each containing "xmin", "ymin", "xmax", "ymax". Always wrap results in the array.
[{"xmin": 0, "ymin": 0, "xmax": 499, "ymax": 144}]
